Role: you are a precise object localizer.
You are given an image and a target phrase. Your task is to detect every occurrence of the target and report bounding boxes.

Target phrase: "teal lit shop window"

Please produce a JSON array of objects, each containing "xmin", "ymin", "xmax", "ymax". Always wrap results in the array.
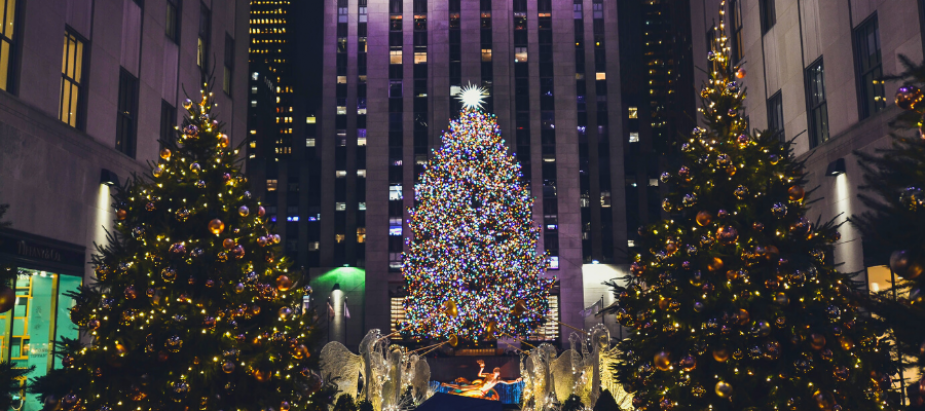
[{"xmin": 5, "ymin": 269, "xmax": 82, "ymax": 410}]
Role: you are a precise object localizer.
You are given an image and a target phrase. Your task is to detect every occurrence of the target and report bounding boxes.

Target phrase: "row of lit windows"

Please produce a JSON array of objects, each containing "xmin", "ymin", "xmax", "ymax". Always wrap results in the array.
[
  {"xmin": 249, "ymin": 19, "xmax": 286, "ymax": 25},
  {"xmin": 249, "ymin": 28, "xmax": 287, "ymax": 34}
]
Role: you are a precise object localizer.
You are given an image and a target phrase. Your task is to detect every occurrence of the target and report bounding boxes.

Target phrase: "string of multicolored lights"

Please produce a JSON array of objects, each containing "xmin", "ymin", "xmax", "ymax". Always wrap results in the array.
[{"xmin": 401, "ymin": 102, "xmax": 554, "ymax": 342}]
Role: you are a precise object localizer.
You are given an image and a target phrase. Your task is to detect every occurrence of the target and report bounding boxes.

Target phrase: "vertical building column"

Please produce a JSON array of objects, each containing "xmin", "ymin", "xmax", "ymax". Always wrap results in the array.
[
  {"xmin": 605, "ymin": 0, "xmax": 627, "ymax": 264},
  {"xmin": 430, "ymin": 0, "xmax": 450, "ymax": 149},
  {"xmin": 551, "ymin": 0, "xmax": 582, "ymax": 345},
  {"xmin": 461, "ymin": 0, "xmax": 482, "ymax": 86}
]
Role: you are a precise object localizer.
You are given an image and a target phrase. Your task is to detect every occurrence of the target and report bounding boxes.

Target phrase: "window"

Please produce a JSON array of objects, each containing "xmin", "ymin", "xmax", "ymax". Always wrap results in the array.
[
  {"xmin": 596, "ymin": 72, "xmax": 606, "ymax": 80},
  {"xmin": 389, "ymin": 252, "xmax": 402, "ymax": 270},
  {"xmin": 359, "ymin": 202, "xmax": 367, "ymax": 210},
  {"xmin": 601, "ymin": 190, "xmax": 611, "ymax": 207},
  {"xmin": 306, "ymin": 138, "xmax": 315, "ymax": 147},
  {"xmin": 335, "ymin": 234, "xmax": 346, "ymax": 243},
  {"xmin": 759, "ymin": 0, "xmax": 776, "ymax": 34},
  {"xmin": 267, "ymin": 179, "xmax": 278, "ymax": 191},
  {"xmin": 730, "ymin": 0, "xmax": 744, "ymax": 63},
  {"xmin": 59, "ymin": 30, "xmax": 85, "ymax": 129},
  {"xmin": 628, "ymin": 106, "xmax": 638, "ymax": 119},
  {"xmin": 115, "ymin": 69, "xmax": 139, "ymax": 157},
  {"xmin": 160, "ymin": 101, "xmax": 176, "ymax": 146},
  {"xmin": 526, "ymin": 295, "xmax": 559, "ymax": 341},
  {"xmin": 389, "ymin": 184, "xmax": 403, "ymax": 201},
  {"xmin": 166, "ymin": 0, "xmax": 180, "ymax": 43},
  {"xmin": 515, "ymin": 47, "xmax": 528, "ymax": 63},
  {"xmin": 308, "ymin": 242, "xmax": 320, "ymax": 251},
  {"xmin": 223, "ymin": 33, "xmax": 234, "ymax": 95},
  {"xmin": 357, "ymin": 169, "xmax": 367, "ymax": 177},
  {"xmin": 854, "ymin": 15, "xmax": 884, "ymax": 120},
  {"xmin": 414, "ymin": 51, "xmax": 427, "ymax": 64},
  {"xmin": 336, "ymin": 202, "xmax": 346, "ymax": 211},
  {"xmin": 357, "ymin": 227, "xmax": 366, "ymax": 243},
  {"xmin": 629, "ymin": 132, "xmax": 639, "ymax": 143},
  {"xmin": 390, "ymin": 50, "xmax": 402, "ymax": 65},
  {"xmin": 5, "ymin": 269, "xmax": 82, "ymax": 409},
  {"xmin": 198, "ymin": 3, "xmax": 211, "ymax": 68},
  {"xmin": 389, "ymin": 81, "xmax": 402, "ymax": 98},
  {"xmin": 0, "ymin": 0, "xmax": 17, "ymax": 92},
  {"xmin": 767, "ymin": 91, "xmax": 784, "ymax": 141},
  {"xmin": 805, "ymin": 59, "xmax": 829, "ymax": 147},
  {"xmin": 481, "ymin": 48, "xmax": 492, "ymax": 62}
]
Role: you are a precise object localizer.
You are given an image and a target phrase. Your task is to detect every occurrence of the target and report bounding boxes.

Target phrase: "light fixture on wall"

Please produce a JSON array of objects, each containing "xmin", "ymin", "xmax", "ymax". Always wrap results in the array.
[
  {"xmin": 100, "ymin": 169, "xmax": 119, "ymax": 186},
  {"xmin": 826, "ymin": 158, "xmax": 846, "ymax": 177}
]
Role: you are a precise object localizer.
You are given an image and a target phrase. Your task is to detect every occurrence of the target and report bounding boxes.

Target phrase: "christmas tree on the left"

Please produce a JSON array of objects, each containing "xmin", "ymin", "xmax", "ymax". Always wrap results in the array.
[{"xmin": 31, "ymin": 84, "xmax": 331, "ymax": 411}]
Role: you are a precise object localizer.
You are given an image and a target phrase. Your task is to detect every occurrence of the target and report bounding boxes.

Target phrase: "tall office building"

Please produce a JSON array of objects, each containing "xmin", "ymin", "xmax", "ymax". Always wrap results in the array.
[
  {"xmin": 248, "ymin": 0, "xmax": 322, "ymax": 271},
  {"xmin": 0, "ymin": 0, "xmax": 249, "ymax": 404},
  {"xmin": 691, "ymin": 0, "xmax": 925, "ymax": 401},
  {"xmin": 317, "ymin": 0, "xmax": 633, "ymax": 345},
  {"xmin": 618, "ymin": 0, "xmax": 696, "ymax": 253}
]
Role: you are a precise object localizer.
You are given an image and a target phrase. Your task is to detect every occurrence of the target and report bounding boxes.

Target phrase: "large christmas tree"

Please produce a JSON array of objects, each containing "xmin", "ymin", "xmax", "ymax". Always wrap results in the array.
[
  {"xmin": 607, "ymin": 5, "xmax": 896, "ymax": 411},
  {"xmin": 30, "ymin": 84, "xmax": 327, "ymax": 411},
  {"xmin": 852, "ymin": 56, "xmax": 925, "ymax": 407},
  {"xmin": 401, "ymin": 87, "xmax": 554, "ymax": 342}
]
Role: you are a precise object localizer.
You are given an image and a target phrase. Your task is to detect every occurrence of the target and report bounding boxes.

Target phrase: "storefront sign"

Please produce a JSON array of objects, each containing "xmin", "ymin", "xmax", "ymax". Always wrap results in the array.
[{"xmin": 0, "ymin": 229, "xmax": 85, "ymax": 272}]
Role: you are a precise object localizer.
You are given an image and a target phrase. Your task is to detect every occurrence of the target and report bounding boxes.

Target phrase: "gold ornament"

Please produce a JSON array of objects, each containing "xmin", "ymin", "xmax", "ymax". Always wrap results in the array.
[
  {"xmin": 838, "ymin": 336, "xmax": 854, "ymax": 351},
  {"xmin": 716, "ymin": 226, "xmax": 738, "ymax": 245},
  {"xmin": 276, "ymin": 275, "xmax": 293, "ymax": 291},
  {"xmin": 182, "ymin": 99, "xmax": 193, "ymax": 110},
  {"xmin": 116, "ymin": 209, "xmax": 127, "ymax": 220},
  {"xmin": 281, "ymin": 401, "xmax": 292, "ymax": 411},
  {"xmin": 258, "ymin": 236, "xmax": 268, "ymax": 247},
  {"xmin": 159, "ymin": 148, "xmax": 171, "ymax": 160},
  {"xmin": 696, "ymin": 211, "xmax": 713, "ymax": 227},
  {"xmin": 895, "ymin": 85, "xmax": 924, "ymax": 110},
  {"xmin": 222, "ymin": 238, "xmax": 236, "ymax": 249},
  {"xmin": 218, "ymin": 134, "xmax": 230, "ymax": 148},
  {"xmin": 706, "ymin": 257, "xmax": 724, "ymax": 272},
  {"xmin": 208, "ymin": 219, "xmax": 225, "ymax": 235},
  {"xmin": 485, "ymin": 320, "xmax": 498, "ymax": 337},
  {"xmin": 444, "ymin": 300, "xmax": 458, "ymax": 317},
  {"xmin": 238, "ymin": 205, "xmax": 250, "ymax": 217},
  {"xmin": 810, "ymin": 333, "xmax": 826, "ymax": 350},
  {"xmin": 254, "ymin": 369, "xmax": 271, "ymax": 383},
  {"xmin": 788, "ymin": 186, "xmax": 806, "ymax": 202},
  {"xmin": 715, "ymin": 381, "xmax": 733, "ymax": 398},
  {"xmin": 712, "ymin": 347, "xmax": 730, "ymax": 362},
  {"xmin": 736, "ymin": 67, "xmax": 746, "ymax": 79},
  {"xmin": 890, "ymin": 250, "xmax": 924, "ymax": 280},
  {"xmin": 654, "ymin": 351, "xmax": 671, "ymax": 371},
  {"xmin": 512, "ymin": 299, "xmax": 528, "ymax": 316},
  {"xmin": 152, "ymin": 166, "xmax": 164, "ymax": 178},
  {"xmin": 679, "ymin": 355, "xmax": 697, "ymax": 371}
]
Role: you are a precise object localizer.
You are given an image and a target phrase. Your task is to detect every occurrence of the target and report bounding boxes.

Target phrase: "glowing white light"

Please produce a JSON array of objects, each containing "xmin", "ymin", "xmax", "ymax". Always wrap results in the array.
[{"xmin": 458, "ymin": 83, "xmax": 487, "ymax": 110}]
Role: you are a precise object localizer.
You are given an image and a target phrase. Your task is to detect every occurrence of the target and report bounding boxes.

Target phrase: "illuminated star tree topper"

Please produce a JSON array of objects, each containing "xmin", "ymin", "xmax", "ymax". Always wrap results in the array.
[
  {"xmin": 457, "ymin": 83, "xmax": 488, "ymax": 110},
  {"xmin": 401, "ymin": 102, "xmax": 554, "ymax": 342}
]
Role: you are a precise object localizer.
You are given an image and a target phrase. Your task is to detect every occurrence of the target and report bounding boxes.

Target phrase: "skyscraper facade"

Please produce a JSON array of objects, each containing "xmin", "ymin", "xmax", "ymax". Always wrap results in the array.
[{"xmin": 319, "ymin": 0, "xmax": 628, "ymax": 343}]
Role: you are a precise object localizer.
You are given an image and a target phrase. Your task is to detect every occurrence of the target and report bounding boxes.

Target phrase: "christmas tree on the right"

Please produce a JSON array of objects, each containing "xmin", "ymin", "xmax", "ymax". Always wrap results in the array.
[
  {"xmin": 607, "ymin": 2, "xmax": 896, "ymax": 411},
  {"xmin": 852, "ymin": 56, "xmax": 925, "ymax": 408}
]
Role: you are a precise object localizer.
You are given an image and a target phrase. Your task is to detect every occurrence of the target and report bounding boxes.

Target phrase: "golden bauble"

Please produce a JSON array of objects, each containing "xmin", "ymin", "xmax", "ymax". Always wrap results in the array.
[
  {"xmin": 238, "ymin": 205, "xmax": 250, "ymax": 217},
  {"xmin": 890, "ymin": 250, "xmax": 924, "ymax": 280},
  {"xmin": 276, "ymin": 275, "xmax": 293, "ymax": 292},
  {"xmin": 712, "ymin": 347, "xmax": 730, "ymax": 362},
  {"xmin": 116, "ymin": 209, "xmax": 128, "ymax": 220},
  {"xmin": 485, "ymin": 320, "xmax": 498, "ymax": 336},
  {"xmin": 222, "ymin": 238, "xmax": 236, "ymax": 249},
  {"xmin": 715, "ymin": 381, "xmax": 733, "ymax": 398},
  {"xmin": 654, "ymin": 351, "xmax": 671, "ymax": 371},
  {"xmin": 788, "ymin": 185, "xmax": 806, "ymax": 202},
  {"xmin": 281, "ymin": 401, "xmax": 292, "ymax": 411},
  {"xmin": 218, "ymin": 134, "xmax": 230, "ymax": 148},
  {"xmin": 679, "ymin": 355, "xmax": 697, "ymax": 371},
  {"xmin": 512, "ymin": 299, "xmax": 527, "ymax": 316},
  {"xmin": 152, "ymin": 166, "xmax": 164, "ymax": 178},
  {"xmin": 254, "ymin": 369, "xmax": 271, "ymax": 383},
  {"xmin": 736, "ymin": 67, "xmax": 746, "ymax": 79},
  {"xmin": 706, "ymin": 257, "xmax": 724, "ymax": 272},
  {"xmin": 716, "ymin": 226, "xmax": 738, "ymax": 245},
  {"xmin": 159, "ymin": 148, "xmax": 171, "ymax": 160},
  {"xmin": 208, "ymin": 219, "xmax": 225, "ymax": 235},
  {"xmin": 810, "ymin": 333, "xmax": 827, "ymax": 350},
  {"xmin": 444, "ymin": 300, "xmax": 458, "ymax": 317},
  {"xmin": 895, "ymin": 85, "xmax": 924, "ymax": 110}
]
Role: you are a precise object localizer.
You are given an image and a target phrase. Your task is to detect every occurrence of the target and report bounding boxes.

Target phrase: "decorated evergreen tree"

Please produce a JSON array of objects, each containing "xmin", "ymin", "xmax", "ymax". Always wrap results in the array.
[
  {"xmin": 401, "ymin": 86, "xmax": 554, "ymax": 342},
  {"xmin": 607, "ymin": 4, "xmax": 896, "ymax": 411},
  {"xmin": 30, "ymin": 84, "xmax": 327, "ymax": 411},
  {"xmin": 852, "ymin": 56, "xmax": 925, "ymax": 408}
]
